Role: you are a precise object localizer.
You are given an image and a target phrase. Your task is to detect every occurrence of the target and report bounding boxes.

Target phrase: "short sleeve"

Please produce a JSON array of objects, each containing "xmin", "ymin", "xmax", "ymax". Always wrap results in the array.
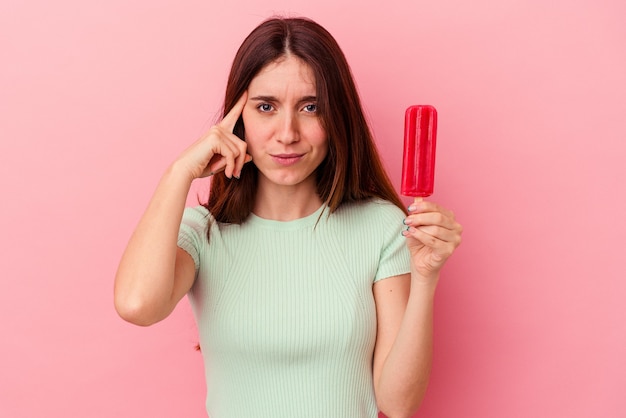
[
  {"xmin": 177, "ymin": 206, "xmax": 211, "ymax": 277},
  {"xmin": 374, "ymin": 203, "xmax": 411, "ymax": 283}
]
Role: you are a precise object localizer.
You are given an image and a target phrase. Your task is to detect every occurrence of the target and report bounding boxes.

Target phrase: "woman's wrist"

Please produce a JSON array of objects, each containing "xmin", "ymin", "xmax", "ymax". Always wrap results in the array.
[
  {"xmin": 410, "ymin": 269, "xmax": 440, "ymax": 293},
  {"xmin": 166, "ymin": 159, "xmax": 197, "ymax": 185}
]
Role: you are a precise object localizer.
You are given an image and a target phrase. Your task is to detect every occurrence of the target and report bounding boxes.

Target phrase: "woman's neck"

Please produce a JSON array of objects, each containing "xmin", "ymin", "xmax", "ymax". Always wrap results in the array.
[{"xmin": 253, "ymin": 177, "xmax": 324, "ymax": 221}]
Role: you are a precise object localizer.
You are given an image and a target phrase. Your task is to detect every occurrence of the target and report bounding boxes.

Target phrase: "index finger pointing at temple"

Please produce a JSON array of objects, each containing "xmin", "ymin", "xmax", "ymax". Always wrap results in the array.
[{"xmin": 220, "ymin": 91, "xmax": 248, "ymax": 132}]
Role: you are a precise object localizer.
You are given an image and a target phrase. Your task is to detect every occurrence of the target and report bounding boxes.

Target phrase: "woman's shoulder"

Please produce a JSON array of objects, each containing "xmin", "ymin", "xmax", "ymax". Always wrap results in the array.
[
  {"xmin": 335, "ymin": 198, "xmax": 406, "ymax": 222},
  {"xmin": 183, "ymin": 205, "xmax": 212, "ymax": 220},
  {"xmin": 181, "ymin": 205, "xmax": 216, "ymax": 231}
]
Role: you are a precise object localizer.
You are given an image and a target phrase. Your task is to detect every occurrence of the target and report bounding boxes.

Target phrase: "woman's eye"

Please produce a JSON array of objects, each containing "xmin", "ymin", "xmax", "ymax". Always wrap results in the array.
[
  {"xmin": 303, "ymin": 104, "xmax": 317, "ymax": 113},
  {"xmin": 258, "ymin": 103, "xmax": 273, "ymax": 112}
]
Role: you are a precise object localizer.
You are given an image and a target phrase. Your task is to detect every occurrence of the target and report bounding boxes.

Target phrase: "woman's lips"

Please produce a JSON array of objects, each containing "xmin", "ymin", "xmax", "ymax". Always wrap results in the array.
[{"xmin": 270, "ymin": 153, "xmax": 304, "ymax": 166}]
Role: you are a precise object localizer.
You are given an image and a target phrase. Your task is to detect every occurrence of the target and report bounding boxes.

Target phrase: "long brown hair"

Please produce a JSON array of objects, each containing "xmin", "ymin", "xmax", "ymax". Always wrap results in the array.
[{"xmin": 206, "ymin": 17, "xmax": 406, "ymax": 223}]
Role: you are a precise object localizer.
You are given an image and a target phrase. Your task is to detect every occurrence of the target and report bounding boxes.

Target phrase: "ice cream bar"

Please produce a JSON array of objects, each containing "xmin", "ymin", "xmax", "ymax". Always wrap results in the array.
[{"xmin": 401, "ymin": 105, "xmax": 438, "ymax": 197}]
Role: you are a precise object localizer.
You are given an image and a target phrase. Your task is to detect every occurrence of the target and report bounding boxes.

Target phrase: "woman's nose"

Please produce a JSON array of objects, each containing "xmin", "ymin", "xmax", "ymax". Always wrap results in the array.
[{"xmin": 276, "ymin": 112, "xmax": 299, "ymax": 144}]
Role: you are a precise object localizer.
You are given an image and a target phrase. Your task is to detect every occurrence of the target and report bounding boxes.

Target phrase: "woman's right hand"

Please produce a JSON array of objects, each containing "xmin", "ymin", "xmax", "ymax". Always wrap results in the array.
[{"xmin": 175, "ymin": 91, "xmax": 252, "ymax": 180}]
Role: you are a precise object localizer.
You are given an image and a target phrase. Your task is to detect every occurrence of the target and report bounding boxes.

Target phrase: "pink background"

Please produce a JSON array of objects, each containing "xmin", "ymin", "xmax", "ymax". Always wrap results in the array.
[{"xmin": 1, "ymin": 0, "xmax": 625, "ymax": 417}]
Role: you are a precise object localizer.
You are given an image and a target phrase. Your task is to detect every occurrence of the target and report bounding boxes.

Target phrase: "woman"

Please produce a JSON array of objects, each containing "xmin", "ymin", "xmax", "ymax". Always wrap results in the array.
[{"xmin": 115, "ymin": 16, "xmax": 462, "ymax": 418}]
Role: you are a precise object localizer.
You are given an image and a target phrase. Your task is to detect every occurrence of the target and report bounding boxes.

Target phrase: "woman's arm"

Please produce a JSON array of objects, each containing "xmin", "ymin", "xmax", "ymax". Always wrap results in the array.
[
  {"xmin": 373, "ymin": 198, "xmax": 462, "ymax": 418},
  {"xmin": 114, "ymin": 92, "xmax": 251, "ymax": 326},
  {"xmin": 114, "ymin": 165, "xmax": 198, "ymax": 326},
  {"xmin": 372, "ymin": 274, "xmax": 434, "ymax": 418}
]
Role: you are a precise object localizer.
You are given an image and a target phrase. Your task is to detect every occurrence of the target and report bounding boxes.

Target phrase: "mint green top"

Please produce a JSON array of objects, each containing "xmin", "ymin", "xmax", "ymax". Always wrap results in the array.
[{"xmin": 178, "ymin": 199, "xmax": 410, "ymax": 417}]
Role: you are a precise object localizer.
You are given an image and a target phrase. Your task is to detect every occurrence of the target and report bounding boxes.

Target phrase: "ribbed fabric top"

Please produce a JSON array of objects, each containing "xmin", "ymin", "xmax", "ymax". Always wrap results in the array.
[{"xmin": 178, "ymin": 199, "xmax": 410, "ymax": 418}]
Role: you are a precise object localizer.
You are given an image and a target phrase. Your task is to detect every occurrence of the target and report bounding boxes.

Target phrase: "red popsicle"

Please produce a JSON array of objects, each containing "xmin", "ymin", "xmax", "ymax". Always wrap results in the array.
[{"xmin": 401, "ymin": 105, "xmax": 438, "ymax": 197}]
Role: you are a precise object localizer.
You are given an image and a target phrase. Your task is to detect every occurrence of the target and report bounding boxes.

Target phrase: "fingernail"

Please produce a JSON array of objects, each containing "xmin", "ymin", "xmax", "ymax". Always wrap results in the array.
[{"xmin": 403, "ymin": 218, "xmax": 412, "ymax": 225}]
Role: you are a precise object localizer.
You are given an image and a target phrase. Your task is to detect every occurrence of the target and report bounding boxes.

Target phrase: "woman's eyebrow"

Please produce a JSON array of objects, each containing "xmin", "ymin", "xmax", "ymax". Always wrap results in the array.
[
  {"xmin": 249, "ymin": 95, "xmax": 317, "ymax": 103},
  {"xmin": 299, "ymin": 95, "xmax": 318, "ymax": 103},
  {"xmin": 249, "ymin": 95, "xmax": 277, "ymax": 102}
]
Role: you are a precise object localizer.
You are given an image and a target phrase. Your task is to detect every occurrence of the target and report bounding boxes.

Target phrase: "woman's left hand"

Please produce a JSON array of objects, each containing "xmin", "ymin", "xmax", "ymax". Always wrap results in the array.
[{"xmin": 402, "ymin": 198, "xmax": 463, "ymax": 281}]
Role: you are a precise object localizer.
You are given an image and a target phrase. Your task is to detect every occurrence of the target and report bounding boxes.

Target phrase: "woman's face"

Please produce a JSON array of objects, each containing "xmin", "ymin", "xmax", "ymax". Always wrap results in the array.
[{"xmin": 242, "ymin": 56, "xmax": 328, "ymax": 190}]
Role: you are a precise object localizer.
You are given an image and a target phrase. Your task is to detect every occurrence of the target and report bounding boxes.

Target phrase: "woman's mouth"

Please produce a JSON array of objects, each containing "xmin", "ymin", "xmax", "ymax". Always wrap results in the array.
[{"xmin": 270, "ymin": 153, "xmax": 304, "ymax": 166}]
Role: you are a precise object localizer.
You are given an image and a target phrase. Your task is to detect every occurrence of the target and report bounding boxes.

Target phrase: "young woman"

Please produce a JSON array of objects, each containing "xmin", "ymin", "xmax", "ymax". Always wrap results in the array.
[{"xmin": 115, "ymin": 16, "xmax": 462, "ymax": 418}]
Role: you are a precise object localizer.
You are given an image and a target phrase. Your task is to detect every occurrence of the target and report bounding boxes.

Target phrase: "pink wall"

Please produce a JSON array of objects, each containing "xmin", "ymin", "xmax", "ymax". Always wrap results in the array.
[{"xmin": 1, "ymin": 1, "xmax": 624, "ymax": 417}]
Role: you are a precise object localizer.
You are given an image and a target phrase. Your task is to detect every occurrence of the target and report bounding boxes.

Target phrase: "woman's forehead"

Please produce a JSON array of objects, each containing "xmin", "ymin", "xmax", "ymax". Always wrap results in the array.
[{"xmin": 249, "ymin": 56, "xmax": 317, "ymax": 97}]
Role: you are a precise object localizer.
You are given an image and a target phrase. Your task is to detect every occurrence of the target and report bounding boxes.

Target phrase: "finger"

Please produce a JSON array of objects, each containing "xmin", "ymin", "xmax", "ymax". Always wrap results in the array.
[
  {"xmin": 408, "ymin": 199, "xmax": 454, "ymax": 218},
  {"xmin": 407, "ymin": 197, "xmax": 425, "ymax": 213},
  {"xmin": 412, "ymin": 224, "xmax": 453, "ymax": 241},
  {"xmin": 209, "ymin": 154, "xmax": 252, "ymax": 176},
  {"xmin": 221, "ymin": 143, "xmax": 239, "ymax": 179},
  {"xmin": 404, "ymin": 211, "xmax": 458, "ymax": 231},
  {"xmin": 232, "ymin": 138, "xmax": 250, "ymax": 178},
  {"xmin": 206, "ymin": 156, "xmax": 227, "ymax": 176},
  {"xmin": 404, "ymin": 226, "xmax": 459, "ymax": 257},
  {"xmin": 220, "ymin": 91, "xmax": 248, "ymax": 132},
  {"xmin": 204, "ymin": 137, "xmax": 239, "ymax": 178},
  {"xmin": 233, "ymin": 151, "xmax": 253, "ymax": 178},
  {"xmin": 415, "ymin": 225, "xmax": 462, "ymax": 251}
]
